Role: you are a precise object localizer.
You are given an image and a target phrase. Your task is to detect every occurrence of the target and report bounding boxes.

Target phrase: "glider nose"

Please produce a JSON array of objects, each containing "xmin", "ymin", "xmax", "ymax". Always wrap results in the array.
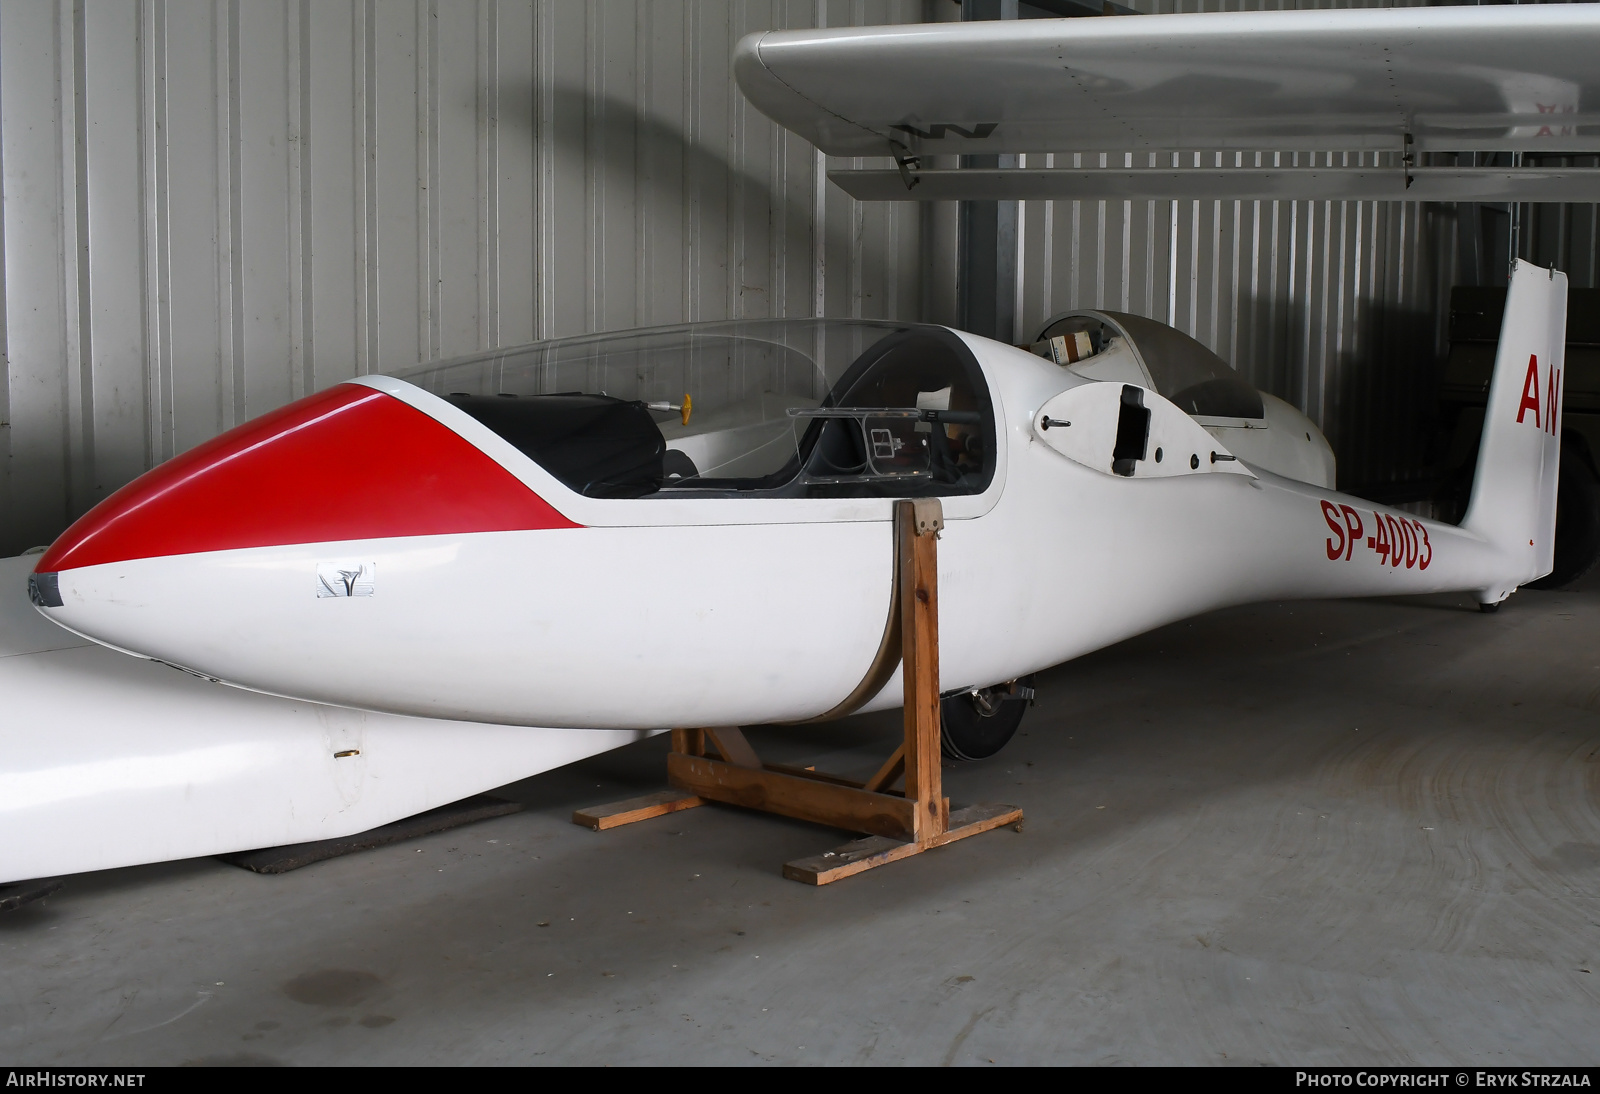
[{"xmin": 30, "ymin": 381, "xmax": 576, "ymax": 609}]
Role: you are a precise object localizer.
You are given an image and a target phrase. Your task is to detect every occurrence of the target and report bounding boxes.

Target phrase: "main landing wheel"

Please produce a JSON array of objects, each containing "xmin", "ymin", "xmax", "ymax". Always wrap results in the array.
[{"xmin": 940, "ymin": 677, "xmax": 1035, "ymax": 762}]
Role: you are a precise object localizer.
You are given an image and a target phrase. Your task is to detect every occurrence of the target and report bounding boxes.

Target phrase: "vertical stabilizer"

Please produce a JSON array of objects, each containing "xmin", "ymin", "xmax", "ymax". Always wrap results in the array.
[{"xmin": 1461, "ymin": 259, "xmax": 1568, "ymax": 604}]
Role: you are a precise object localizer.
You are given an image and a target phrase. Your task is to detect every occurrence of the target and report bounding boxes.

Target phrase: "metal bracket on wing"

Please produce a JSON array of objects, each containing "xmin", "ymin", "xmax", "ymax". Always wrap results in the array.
[{"xmin": 888, "ymin": 139, "xmax": 921, "ymax": 191}]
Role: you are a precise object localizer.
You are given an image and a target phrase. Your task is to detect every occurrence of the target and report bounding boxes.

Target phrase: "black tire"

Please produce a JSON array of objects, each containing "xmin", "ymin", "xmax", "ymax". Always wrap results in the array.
[
  {"xmin": 940, "ymin": 677, "xmax": 1034, "ymax": 761},
  {"xmin": 1527, "ymin": 445, "xmax": 1600, "ymax": 589}
]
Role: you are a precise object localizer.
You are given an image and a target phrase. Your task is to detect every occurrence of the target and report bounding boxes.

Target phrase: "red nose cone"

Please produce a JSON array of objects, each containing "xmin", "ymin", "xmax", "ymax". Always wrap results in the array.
[{"xmin": 37, "ymin": 383, "xmax": 578, "ymax": 573}]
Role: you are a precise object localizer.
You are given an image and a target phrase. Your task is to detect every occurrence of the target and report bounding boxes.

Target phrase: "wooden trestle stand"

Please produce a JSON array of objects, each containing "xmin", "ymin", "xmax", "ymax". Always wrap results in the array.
[{"xmin": 572, "ymin": 498, "xmax": 1022, "ymax": 885}]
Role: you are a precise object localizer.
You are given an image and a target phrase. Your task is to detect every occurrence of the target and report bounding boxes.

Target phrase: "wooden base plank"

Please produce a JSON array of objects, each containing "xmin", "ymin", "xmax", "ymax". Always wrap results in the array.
[
  {"xmin": 572, "ymin": 790, "xmax": 705, "ymax": 831},
  {"xmin": 668, "ymin": 752, "xmax": 916, "ymax": 840},
  {"xmin": 782, "ymin": 834, "xmax": 921, "ymax": 884},
  {"xmin": 781, "ymin": 802, "xmax": 1023, "ymax": 885}
]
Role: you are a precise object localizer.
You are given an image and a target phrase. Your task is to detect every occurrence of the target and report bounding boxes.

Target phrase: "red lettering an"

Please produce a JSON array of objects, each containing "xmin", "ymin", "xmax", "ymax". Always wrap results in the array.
[{"xmin": 1518, "ymin": 355, "xmax": 1542, "ymax": 427}]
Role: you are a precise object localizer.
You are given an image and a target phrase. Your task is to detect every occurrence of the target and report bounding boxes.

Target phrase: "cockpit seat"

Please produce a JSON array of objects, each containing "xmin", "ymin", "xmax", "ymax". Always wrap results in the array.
[{"xmin": 446, "ymin": 392, "xmax": 666, "ymax": 498}]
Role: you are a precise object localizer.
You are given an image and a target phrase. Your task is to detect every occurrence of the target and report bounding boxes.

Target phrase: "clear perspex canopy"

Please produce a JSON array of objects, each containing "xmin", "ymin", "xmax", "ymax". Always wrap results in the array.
[{"xmin": 395, "ymin": 319, "xmax": 995, "ymax": 500}]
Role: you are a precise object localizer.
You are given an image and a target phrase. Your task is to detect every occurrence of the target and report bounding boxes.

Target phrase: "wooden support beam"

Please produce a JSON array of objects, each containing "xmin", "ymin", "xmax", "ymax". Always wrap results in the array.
[
  {"xmin": 671, "ymin": 727, "xmax": 706, "ymax": 757},
  {"xmin": 571, "ymin": 497, "xmax": 1022, "ymax": 884},
  {"xmin": 900, "ymin": 498, "xmax": 949, "ymax": 844},
  {"xmin": 863, "ymin": 743, "xmax": 905, "ymax": 794},
  {"xmin": 705, "ymin": 726, "xmax": 762, "ymax": 770},
  {"xmin": 667, "ymin": 752, "xmax": 916, "ymax": 839}
]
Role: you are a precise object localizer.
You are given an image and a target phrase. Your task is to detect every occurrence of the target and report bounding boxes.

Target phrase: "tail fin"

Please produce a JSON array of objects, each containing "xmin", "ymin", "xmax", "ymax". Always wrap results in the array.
[{"xmin": 1461, "ymin": 259, "xmax": 1568, "ymax": 602}]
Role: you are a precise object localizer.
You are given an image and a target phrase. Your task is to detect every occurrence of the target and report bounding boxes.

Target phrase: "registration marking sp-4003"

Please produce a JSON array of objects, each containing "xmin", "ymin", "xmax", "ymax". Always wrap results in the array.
[{"xmin": 1320, "ymin": 500, "xmax": 1433, "ymax": 571}]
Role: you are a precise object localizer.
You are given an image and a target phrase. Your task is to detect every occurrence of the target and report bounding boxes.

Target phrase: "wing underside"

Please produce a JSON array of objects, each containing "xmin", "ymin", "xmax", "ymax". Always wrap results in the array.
[{"xmin": 734, "ymin": 7, "xmax": 1600, "ymax": 202}]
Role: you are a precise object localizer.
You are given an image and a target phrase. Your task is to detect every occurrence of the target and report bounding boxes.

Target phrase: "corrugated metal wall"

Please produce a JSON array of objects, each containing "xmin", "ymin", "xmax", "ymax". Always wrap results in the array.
[
  {"xmin": 1009, "ymin": 0, "xmax": 1600, "ymax": 496},
  {"xmin": 0, "ymin": 0, "xmax": 924, "ymax": 554},
  {"xmin": 3, "ymin": 0, "xmax": 1596, "ymax": 552}
]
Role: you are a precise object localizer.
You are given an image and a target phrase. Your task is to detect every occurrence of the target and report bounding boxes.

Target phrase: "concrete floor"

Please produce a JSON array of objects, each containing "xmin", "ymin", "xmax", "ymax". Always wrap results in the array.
[{"xmin": 3, "ymin": 583, "xmax": 1599, "ymax": 1066}]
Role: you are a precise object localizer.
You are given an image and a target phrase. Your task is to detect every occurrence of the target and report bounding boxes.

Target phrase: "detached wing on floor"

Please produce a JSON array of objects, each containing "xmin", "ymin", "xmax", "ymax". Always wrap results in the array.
[{"xmin": 733, "ymin": 6, "xmax": 1600, "ymax": 202}]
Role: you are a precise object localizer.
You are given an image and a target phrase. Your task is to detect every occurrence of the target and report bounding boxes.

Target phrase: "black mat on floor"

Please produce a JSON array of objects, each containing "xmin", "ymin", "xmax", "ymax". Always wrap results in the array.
[
  {"xmin": 217, "ymin": 796, "xmax": 524, "ymax": 874},
  {"xmin": 0, "ymin": 878, "xmax": 64, "ymax": 912}
]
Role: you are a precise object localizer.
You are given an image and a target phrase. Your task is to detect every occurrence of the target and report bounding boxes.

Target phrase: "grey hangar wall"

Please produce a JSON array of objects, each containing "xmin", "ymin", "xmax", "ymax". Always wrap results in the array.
[{"xmin": 0, "ymin": 0, "xmax": 1594, "ymax": 556}]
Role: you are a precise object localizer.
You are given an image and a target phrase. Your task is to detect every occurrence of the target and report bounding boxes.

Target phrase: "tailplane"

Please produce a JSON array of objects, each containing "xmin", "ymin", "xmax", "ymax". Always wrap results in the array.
[{"xmin": 1460, "ymin": 259, "xmax": 1568, "ymax": 604}]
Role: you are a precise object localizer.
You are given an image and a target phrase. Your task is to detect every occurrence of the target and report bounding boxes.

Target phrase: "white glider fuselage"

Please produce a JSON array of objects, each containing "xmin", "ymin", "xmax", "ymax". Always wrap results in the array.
[{"xmin": 31, "ymin": 264, "xmax": 1566, "ymax": 732}]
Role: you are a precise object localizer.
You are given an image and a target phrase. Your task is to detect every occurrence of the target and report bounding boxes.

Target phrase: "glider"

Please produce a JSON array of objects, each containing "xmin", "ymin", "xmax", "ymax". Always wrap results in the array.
[
  {"xmin": 23, "ymin": 261, "xmax": 1566, "ymax": 761},
  {"xmin": 4, "ymin": 6, "xmax": 1583, "ymax": 887}
]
